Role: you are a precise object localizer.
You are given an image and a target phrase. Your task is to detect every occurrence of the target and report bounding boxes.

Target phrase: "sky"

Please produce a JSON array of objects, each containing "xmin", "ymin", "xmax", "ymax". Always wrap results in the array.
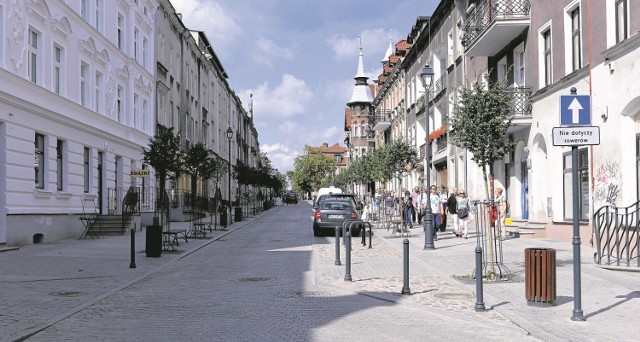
[{"xmin": 172, "ymin": 0, "xmax": 439, "ymax": 174}]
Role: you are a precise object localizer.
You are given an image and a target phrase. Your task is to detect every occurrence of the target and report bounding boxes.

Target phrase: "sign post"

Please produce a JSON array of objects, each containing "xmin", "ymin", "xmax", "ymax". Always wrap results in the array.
[{"xmin": 555, "ymin": 87, "xmax": 592, "ymax": 321}]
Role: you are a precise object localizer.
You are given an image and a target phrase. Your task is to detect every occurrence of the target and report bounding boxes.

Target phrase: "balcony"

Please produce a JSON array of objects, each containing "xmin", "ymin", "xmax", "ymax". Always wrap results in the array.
[
  {"xmin": 462, "ymin": 0, "xmax": 530, "ymax": 57},
  {"xmin": 506, "ymin": 86, "xmax": 532, "ymax": 127},
  {"xmin": 371, "ymin": 109, "xmax": 392, "ymax": 131}
]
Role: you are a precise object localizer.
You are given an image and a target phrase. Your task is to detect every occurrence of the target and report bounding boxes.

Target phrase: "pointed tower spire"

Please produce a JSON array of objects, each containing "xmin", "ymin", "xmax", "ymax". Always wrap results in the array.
[
  {"xmin": 249, "ymin": 93, "xmax": 253, "ymax": 118},
  {"xmin": 347, "ymin": 43, "xmax": 372, "ymax": 105},
  {"xmin": 381, "ymin": 30, "xmax": 393, "ymax": 63}
]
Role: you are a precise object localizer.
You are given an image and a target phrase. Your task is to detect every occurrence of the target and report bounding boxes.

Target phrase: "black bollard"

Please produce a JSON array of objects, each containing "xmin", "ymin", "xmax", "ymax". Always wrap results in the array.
[
  {"xmin": 361, "ymin": 223, "xmax": 366, "ymax": 247},
  {"xmin": 335, "ymin": 226, "xmax": 341, "ymax": 266},
  {"xmin": 475, "ymin": 245, "xmax": 485, "ymax": 311},
  {"xmin": 344, "ymin": 230, "xmax": 352, "ymax": 281},
  {"xmin": 129, "ymin": 226, "xmax": 137, "ymax": 269},
  {"xmin": 401, "ymin": 238, "xmax": 411, "ymax": 294},
  {"xmin": 368, "ymin": 223, "xmax": 373, "ymax": 249}
]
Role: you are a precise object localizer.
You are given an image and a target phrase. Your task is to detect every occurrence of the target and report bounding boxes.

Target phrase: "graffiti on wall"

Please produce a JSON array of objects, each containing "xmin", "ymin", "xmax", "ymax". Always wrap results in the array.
[{"xmin": 594, "ymin": 160, "xmax": 621, "ymax": 206}]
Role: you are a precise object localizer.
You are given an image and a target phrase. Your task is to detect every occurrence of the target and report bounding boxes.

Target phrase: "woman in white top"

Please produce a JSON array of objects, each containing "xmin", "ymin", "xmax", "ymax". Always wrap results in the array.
[
  {"xmin": 456, "ymin": 189, "xmax": 471, "ymax": 239},
  {"xmin": 495, "ymin": 188, "xmax": 507, "ymax": 240}
]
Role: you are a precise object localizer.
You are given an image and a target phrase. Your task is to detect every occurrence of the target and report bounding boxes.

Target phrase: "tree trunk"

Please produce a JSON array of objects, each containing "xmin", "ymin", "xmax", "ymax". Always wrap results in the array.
[{"xmin": 481, "ymin": 163, "xmax": 496, "ymax": 279}]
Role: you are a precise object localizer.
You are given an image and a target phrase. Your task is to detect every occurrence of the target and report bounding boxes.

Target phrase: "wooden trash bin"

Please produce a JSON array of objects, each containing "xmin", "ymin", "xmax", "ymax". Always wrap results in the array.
[{"xmin": 525, "ymin": 248, "xmax": 556, "ymax": 304}]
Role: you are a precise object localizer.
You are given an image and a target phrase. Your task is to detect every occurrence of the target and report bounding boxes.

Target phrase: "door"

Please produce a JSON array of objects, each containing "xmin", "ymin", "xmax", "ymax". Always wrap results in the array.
[
  {"xmin": 97, "ymin": 151, "xmax": 103, "ymax": 214},
  {"xmin": 521, "ymin": 161, "xmax": 529, "ymax": 219}
]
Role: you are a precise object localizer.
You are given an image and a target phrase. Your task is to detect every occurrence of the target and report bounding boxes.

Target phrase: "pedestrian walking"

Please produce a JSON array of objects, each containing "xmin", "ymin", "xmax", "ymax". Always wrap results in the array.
[
  {"xmin": 411, "ymin": 186, "xmax": 420, "ymax": 223},
  {"xmin": 384, "ymin": 190, "xmax": 394, "ymax": 223},
  {"xmin": 429, "ymin": 185, "xmax": 442, "ymax": 240},
  {"xmin": 495, "ymin": 187, "xmax": 508, "ymax": 240},
  {"xmin": 448, "ymin": 188, "xmax": 460, "ymax": 236},
  {"xmin": 456, "ymin": 189, "xmax": 471, "ymax": 239},
  {"xmin": 404, "ymin": 190, "xmax": 413, "ymax": 229},
  {"xmin": 438, "ymin": 185, "xmax": 449, "ymax": 232}
]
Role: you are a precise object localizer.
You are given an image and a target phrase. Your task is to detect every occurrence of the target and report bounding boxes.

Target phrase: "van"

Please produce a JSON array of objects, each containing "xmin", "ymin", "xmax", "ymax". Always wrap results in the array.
[{"xmin": 317, "ymin": 186, "xmax": 343, "ymax": 197}]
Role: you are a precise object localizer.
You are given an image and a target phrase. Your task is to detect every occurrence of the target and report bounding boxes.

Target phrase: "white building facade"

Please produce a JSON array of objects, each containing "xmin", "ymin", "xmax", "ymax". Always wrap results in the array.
[{"xmin": 0, "ymin": 0, "xmax": 156, "ymax": 245}]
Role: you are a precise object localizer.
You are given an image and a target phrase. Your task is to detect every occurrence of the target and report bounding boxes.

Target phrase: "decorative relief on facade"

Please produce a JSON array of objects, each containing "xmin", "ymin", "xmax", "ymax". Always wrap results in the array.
[
  {"xmin": 594, "ymin": 160, "xmax": 621, "ymax": 207},
  {"xmin": 8, "ymin": 0, "xmax": 27, "ymax": 72},
  {"xmin": 26, "ymin": 0, "xmax": 50, "ymax": 24},
  {"xmin": 51, "ymin": 17, "xmax": 72, "ymax": 38}
]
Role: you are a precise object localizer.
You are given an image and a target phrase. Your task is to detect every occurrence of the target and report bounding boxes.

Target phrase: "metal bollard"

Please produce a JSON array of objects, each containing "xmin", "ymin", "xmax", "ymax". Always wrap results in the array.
[
  {"xmin": 335, "ymin": 226, "xmax": 341, "ymax": 265},
  {"xmin": 475, "ymin": 245, "xmax": 486, "ymax": 311},
  {"xmin": 344, "ymin": 230, "xmax": 352, "ymax": 281},
  {"xmin": 129, "ymin": 225, "xmax": 137, "ymax": 269},
  {"xmin": 368, "ymin": 223, "xmax": 373, "ymax": 249},
  {"xmin": 401, "ymin": 238, "xmax": 411, "ymax": 294},
  {"xmin": 361, "ymin": 223, "xmax": 366, "ymax": 246}
]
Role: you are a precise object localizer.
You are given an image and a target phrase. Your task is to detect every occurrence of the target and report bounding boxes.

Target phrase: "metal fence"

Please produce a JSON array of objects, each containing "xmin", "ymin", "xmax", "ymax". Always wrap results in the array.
[
  {"xmin": 473, "ymin": 200, "xmax": 511, "ymax": 280},
  {"xmin": 593, "ymin": 202, "xmax": 640, "ymax": 267}
]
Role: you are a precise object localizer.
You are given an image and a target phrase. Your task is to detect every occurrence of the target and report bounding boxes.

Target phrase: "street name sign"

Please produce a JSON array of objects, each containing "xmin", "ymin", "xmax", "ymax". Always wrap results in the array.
[
  {"xmin": 130, "ymin": 169, "xmax": 150, "ymax": 177},
  {"xmin": 552, "ymin": 126, "xmax": 600, "ymax": 146},
  {"xmin": 560, "ymin": 95, "xmax": 591, "ymax": 125}
]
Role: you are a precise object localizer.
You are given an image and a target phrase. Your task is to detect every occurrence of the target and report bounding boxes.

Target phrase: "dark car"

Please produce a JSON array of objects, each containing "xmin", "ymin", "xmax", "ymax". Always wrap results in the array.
[
  {"xmin": 283, "ymin": 191, "xmax": 298, "ymax": 205},
  {"xmin": 312, "ymin": 199, "xmax": 362, "ymax": 237}
]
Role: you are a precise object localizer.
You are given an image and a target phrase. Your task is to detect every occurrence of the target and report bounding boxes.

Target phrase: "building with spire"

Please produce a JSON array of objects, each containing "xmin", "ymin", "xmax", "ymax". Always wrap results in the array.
[{"xmin": 345, "ymin": 46, "xmax": 375, "ymax": 197}]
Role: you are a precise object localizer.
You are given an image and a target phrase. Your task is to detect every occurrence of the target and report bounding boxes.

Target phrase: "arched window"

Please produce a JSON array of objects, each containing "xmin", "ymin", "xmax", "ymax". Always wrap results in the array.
[
  {"xmin": 361, "ymin": 122, "xmax": 367, "ymax": 137},
  {"xmin": 354, "ymin": 123, "xmax": 359, "ymax": 137}
]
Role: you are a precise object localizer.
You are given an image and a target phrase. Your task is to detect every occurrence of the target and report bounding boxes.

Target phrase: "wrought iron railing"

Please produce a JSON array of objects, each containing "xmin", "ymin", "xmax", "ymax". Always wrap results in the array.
[
  {"xmin": 593, "ymin": 202, "xmax": 640, "ymax": 268},
  {"xmin": 436, "ymin": 134, "xmax": 447, "ymax": 152},
  {"xmin": 370, "ymin": 109, "xmax": 393, "ymax": 129},
  {"xmin": 433, "ymin": 74, "xmax": 447, "ymax": 98},
  {"xmin": 505, "ymin": 86, "xmax": 532, "ymax": 116},
  {"xmin": 108, "ymin": 186, "xmax": 155, "ymax": 214},
  {"xmin": 462, "ymin": 0, "xmax": 531, "ymax": 47}
]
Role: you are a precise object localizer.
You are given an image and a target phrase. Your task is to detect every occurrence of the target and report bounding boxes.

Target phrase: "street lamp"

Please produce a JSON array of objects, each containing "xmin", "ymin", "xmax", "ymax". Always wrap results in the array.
[
  {"xmin": 226, "ymin": 126, "xmax": 233, "ymax": 227},
  {"xmin": 419, "ymin": 64, "xmax": 435, "ymax": 250}
]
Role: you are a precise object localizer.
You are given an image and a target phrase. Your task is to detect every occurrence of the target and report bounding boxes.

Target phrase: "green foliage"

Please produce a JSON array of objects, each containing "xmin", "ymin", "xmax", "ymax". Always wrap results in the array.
[
  {"xmin": 142, "ymin": 125, "xmax": 182, "ymax": 206},
  {"xmin": 449, "ymin": 74, "xmax": 515, "ymax": 199},
  {"xmin": 182, "ymin": 143, "xmax": 211, "ymax": 197},
  {"xmin": 290, "ymin": 146, "xmax": 337, "ymax": 194},
  {"xmin": 369, "ymin": 139, "xmax": 417, "ymax": 183}
]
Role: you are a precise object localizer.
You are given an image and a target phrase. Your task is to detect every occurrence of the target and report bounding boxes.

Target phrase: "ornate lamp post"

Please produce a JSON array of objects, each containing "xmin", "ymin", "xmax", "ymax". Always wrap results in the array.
[
  {"xmin": 419, "ymin": 64, "xmax": 435, "ymax": 250},
  {"xmin": 226, "ymin": 127, "xmax": 233, "ymax": 227}
]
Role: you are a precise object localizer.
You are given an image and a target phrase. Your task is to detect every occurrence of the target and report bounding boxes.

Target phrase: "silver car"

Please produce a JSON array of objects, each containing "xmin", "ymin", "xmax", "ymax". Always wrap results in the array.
[{"xmin": 312, "ymin": 199, "xmax": 362, "ymax": 237}]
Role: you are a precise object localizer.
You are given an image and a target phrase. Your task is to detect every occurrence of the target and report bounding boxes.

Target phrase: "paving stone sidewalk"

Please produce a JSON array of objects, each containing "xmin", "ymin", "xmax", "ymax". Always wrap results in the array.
[{"xmin": 312, "ymin": 219, "xmax": 640, "ymax": 342}]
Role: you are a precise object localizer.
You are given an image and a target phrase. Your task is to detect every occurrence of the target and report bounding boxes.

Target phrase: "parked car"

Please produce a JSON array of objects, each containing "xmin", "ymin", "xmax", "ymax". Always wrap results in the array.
[
  {"xmin": 283, "ymin": 191, "xmax": 298, "ymax": 205},
  {"xmin": 313, "ymin": 198, "xmax": 362, "ymax": 237},
  {"xmin": 313, "ymin": 193, "xmax": 362, "ymax": 211}
]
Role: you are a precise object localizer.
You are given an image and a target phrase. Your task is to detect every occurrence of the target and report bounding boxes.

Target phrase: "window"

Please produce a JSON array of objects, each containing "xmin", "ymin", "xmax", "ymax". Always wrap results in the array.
[
  {"xmin": 56, "ymin": 139, "xmax": 64, "ymax": 191},
  {"xmin": 28, "ymin": 29, "xmax": 39, "ymax": 84},
  {"xmin": 117, "ymin": 14, "xmax": 124, "ymax": 51},
  {"xmin": 34, "ymin": 133, "xmax": 45, "ymax": 189},
  {"xmin": 563, "ymin": 149, "xmax": 589, "ymax": 220},
  {"xmin": 95, "ymin": 71, "xmax": 103, "ymax": 114},
  {"xmin": 514, "ymin": 44, "xmax": 525, "ymax": 87},
  {"xmin": 133, "ymin": 93, "xmax": 139, "ymax": 128},
  {"xmin": 134, "ymin": 28, "xmax": 139, "ymax": 60},
  {"xmin": 80, "ymin": 62, "xmax": 89, "ymax": 106},
  {"xmin": 543, "ymin": 29, "xmax": 552, "ymax": 86},
  {"xmin": 571, "ymin": 7, "xmax": 581, "ymax": 71},
  {"xmin": 497, "ymin": 56, "xmax": 507, "ymax": 82},
  {"xmin": 361, "ymin": 122, "xmax": 366, "ymax": 137},
  {"xmin": 81, "ymin": 0, "xmax": 89, "ymax": 21},
  {"xmin": 615, "ymin": 0, "xmax": 628, "ymax": 43},
  {"xmin": 142, "ymin": 37, "xmax": 148, "ymax": 68},
  {"xmin": 117, "ymin": 86, "xmax": 124, "ymax": 123},
  {"xmin": 143, "ymin": 99, "xmax": 148, "ymax": 131},
  {"xmin": 95, "ymin": 0, "xmax": 103, "ymax": 32},
  {"xmin": 53, "ymin": 45, "xmax": 63, "ymax": 95},
  {"xmin": 84, "ymin": 147, "xmax": 90, "ymax": 193}
]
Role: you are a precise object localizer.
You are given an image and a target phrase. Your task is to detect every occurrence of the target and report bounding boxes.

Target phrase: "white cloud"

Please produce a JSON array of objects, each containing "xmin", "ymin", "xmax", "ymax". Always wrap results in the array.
[
  {"xmin": 262, "ymin": 143, "xmax": 290, "ymax": 154},
  {"xmin": 239, "ymin": 74, "xmax": 313, "ymax": 121},
  {"xmin": 254, "ymin": 37, "xmax": 294, "ymax": 68},
  {"xmin": 327, "ymin": 28, "xmax": 401, "ymax": 62},
  {"xmin": 172, "ymin": 0, "xmax": 240, "ymax": 49},
  {"xmin": 278, "ymin": 121, "xmax": 297, "ymax": 133}
]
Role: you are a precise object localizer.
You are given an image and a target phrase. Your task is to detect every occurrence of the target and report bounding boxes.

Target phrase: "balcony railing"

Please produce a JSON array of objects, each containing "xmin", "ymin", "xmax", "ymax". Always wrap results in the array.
[
  {"xmin": 506, "ymin": 86, "xmax": 532, "ymax": 117},
  {"xmin": 462, "ymin": 0, "xmax": 531, "ymax": 56},
  {"xmin": 433, "ymin": 74, "xmax": 447, "ymax": 98},
  {"xmin": 371, "ymin": 109, "xmax": 392, "ymax": 131},
  {"xmin": 436, "ymin": 134, "xmax": 447, "ymax": 152}
]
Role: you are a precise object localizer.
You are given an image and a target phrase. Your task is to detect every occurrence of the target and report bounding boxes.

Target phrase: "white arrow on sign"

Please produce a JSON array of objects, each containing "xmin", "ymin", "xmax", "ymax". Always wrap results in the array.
[{"xmin": 568, "ymin": 98, "xmax": 583, "ymax": 123}]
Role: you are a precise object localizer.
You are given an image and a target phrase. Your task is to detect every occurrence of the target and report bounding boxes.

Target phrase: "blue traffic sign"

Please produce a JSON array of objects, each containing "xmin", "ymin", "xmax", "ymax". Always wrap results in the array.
[{"xmin": 560, "ymin": 95, "xmax": 590, "ymax": 125}]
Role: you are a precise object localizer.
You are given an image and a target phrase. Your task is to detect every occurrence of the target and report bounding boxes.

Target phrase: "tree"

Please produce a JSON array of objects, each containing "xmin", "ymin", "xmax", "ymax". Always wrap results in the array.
[
  {"xmin": 449, "ymin": 74, "xmax": 515, "ymax": 280},
  {"xmin": 449, "ymin": 74, "xmax": 515, "ymax": 200},
  {"xmin": 142, "ymin": 126, "xmax": 182, "ymax": 218},
  {"xmin": 182, "ymin": 143, "xmax": 211, "ymax": 210},
  {"xmin": 290, "ymin": 146, "xmax": 336, "ymax": 195},
  {"xmin": 369, "ymin": 139, "xmax": 417, "ymax": 185}
]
